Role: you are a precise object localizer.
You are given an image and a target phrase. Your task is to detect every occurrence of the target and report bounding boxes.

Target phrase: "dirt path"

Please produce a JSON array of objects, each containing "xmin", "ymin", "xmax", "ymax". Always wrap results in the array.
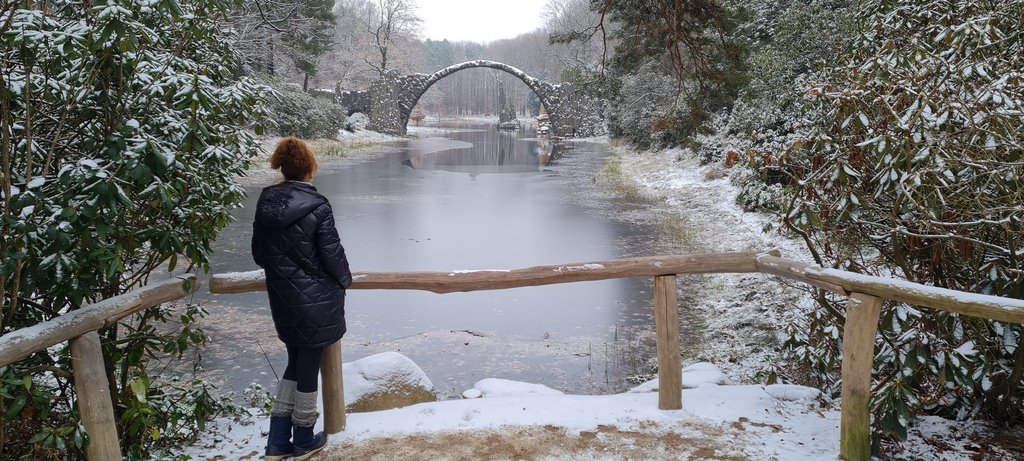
[{"xmin": 321, "ymin": 422, "xmax": 753, "ymax": 461}]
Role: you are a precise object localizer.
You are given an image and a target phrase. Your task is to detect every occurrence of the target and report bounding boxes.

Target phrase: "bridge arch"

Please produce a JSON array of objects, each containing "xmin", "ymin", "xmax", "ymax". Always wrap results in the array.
[
  {"xmin": 340, "ymin": 60, "xmax": 603, "ymax": 137},
  {"xmin": 403, "ymin": 60, "xmax": 558, "ymax": 121}
]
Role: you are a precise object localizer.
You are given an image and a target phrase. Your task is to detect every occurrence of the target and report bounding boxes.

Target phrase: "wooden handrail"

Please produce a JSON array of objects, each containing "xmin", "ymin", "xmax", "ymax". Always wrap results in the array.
[
  {"xmin": 0, "ymin": 275, "xmax": 199, "ymax": 368},
  {"xmin": 756, "ymin": 254, "xmax": 1024, "ymax": 323},
  {"xmin": 754, "ymin": 254, "xmax": 848, "ymax": 296},
  {"xmin": 210, "ymin": 252, "xmax": 765, "ymax": 294},
  {"xmin": 0, "ymin": 275, "xmax": 198, "ymax": 461},
  {"xmin": 212, "ymin": 253, "xmax": 1024, "ymax": 324}
]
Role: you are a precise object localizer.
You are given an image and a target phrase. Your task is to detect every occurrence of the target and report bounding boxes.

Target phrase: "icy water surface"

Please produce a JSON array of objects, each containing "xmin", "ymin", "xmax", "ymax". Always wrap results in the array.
[{"xmin": 198, "ymin": 123, "xmax": 668, "ymax": 398}]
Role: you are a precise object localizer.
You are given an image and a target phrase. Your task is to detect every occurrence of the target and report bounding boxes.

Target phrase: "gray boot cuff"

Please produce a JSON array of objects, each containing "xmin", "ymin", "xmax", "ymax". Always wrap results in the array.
[
  {"xmin": 292, "ymin": 390, "xmax": 320, "ymax": 428},
  {"xmin": 270, "ymin": 379, "xmax": 298, "ymax": 417}
]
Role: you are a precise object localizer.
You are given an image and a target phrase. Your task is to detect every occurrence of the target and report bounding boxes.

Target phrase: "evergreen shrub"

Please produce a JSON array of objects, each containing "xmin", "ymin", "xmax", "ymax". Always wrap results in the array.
[
  {"xmin": 1, "ymin": 1, "xmax": 267, "ymax": 457},
  {"xmin": 265, "ymin": 83, "xmax": 348, "ymax": 139},
  {"xmin": 780, "ymin": 0, "xmax": 1024, "ymax": 445}
]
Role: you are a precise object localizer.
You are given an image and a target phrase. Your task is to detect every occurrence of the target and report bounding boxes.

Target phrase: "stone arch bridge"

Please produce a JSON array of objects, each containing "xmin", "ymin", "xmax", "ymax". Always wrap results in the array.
[{"xmin": 339, "ymin": 60, "xmax": 604, "ymax": 138}]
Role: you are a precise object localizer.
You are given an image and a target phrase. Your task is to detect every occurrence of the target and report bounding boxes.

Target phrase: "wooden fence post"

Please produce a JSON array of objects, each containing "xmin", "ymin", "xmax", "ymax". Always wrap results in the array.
[
  {"xmin": 654, "ymin": 275, "xmax": 682, "ymax": 410},
  {"xmin": 840, "ymin": 292, "xmax": 883, "ymax": 461},
  {"xmin": 321, "ymin": 340, "xmax": 346, "ymax": 433},
  {"xmin": 69, "ymin": 332, "xmax": 123, "ymax": 461}
]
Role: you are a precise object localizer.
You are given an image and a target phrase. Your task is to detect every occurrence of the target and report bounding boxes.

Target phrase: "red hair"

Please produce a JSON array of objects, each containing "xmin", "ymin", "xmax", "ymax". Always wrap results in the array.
[{"xmin": 270, "ymin": 137, "xmax": 318, "ymax": 181}]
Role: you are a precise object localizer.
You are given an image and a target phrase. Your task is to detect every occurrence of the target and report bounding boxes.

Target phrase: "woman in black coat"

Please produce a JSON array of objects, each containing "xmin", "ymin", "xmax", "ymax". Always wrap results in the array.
[{"xmin": 252, "ymin": 137, "xmax": 352, "ymax": 461}]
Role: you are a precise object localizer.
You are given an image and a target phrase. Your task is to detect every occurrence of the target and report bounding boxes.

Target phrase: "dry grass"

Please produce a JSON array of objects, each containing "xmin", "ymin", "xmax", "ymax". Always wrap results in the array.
[
  {"xmin": 657, "ymin": 211, "xmax": 692, "ymax": 244},
  {"xmin": 599, "ymin": 157, "xmax": 649, "ymax": 202}
]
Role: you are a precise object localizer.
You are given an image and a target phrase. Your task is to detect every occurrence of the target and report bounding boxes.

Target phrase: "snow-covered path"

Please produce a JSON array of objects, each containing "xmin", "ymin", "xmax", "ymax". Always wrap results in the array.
[{"xmin": 609, "ymin": 145, "xmax": 812, "ymax": 384}]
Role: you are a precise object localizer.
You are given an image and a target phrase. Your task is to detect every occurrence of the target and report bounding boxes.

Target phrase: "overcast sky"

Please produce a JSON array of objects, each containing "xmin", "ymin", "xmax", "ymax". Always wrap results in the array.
[{"xmin": 415, "ymin": 0, "xmax": 550, "ymax": 43}]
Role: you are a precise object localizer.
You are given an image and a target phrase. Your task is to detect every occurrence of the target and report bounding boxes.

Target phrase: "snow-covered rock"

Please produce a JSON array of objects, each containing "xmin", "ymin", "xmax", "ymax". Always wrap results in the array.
[
  {"xmin": 764, "ymin": 384, "xmax": 821, "ymax": 403},
  {"xmin": 347, "ymin": 112, "xmax": 370, "ymax": 131},
  {"xmin": 629, "ymin": 362, "xmax": 732, "ymax": 393},
  {"xmin": 467, "ymin": 378, "xmax": 565, "ymax": 398},
  {"xmin": 344, "ymin": 352, "xmax": 436, "ymax": 412}
]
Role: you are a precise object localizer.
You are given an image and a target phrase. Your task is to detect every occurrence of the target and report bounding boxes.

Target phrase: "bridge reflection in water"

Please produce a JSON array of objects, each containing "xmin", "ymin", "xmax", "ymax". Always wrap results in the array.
[{"xmin": 403, "ymin": 124, "xmax": 560, "ymax": 173}]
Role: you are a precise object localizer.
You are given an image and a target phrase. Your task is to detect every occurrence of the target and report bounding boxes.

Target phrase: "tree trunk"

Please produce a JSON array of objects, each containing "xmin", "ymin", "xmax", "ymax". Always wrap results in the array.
[{"xmin": 267, "ymin": 40, "xmax": 275, "ymax": 77}]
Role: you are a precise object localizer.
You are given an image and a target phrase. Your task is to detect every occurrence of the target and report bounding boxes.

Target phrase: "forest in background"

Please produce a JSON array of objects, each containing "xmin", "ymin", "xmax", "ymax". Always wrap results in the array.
[{"xmin": 246, "ymin": 0, "xmax": 605, "ymax": 126}]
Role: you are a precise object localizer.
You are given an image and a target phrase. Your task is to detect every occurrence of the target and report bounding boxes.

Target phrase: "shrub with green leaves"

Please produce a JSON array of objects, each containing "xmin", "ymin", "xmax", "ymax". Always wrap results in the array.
[
  {"xmin": 779, "ymin": 0, "xmax": 1024, "ymax": 445},
  {"xmin": 264, "ymin": 83, "xmax": 348, "ymax": 139},
  {"xmin": 1, "ymin": 1, "xmax": 267, "ymax": 458}
]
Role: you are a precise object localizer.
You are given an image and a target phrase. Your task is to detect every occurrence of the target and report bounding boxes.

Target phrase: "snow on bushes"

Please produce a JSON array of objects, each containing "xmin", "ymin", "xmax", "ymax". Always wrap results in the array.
[
  {"xmin": 1, "ymin": 2, "xmax": 267, "ymax": 457},
  {"xmin": 264, "ymin": 82, "xmax": 349, "ymax": 139},
  {"xmin": 780, "ymin": 0, "xmax": 1024, "ymax": 443}
]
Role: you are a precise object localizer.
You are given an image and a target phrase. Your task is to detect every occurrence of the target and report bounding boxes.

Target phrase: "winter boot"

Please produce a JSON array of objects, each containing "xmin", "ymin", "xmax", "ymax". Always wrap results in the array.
[
  {"xmin": 292, "ymin": 424, "xmax": 328, "ymax": 461},
  {"xmin": 264, "ymin": 416, "xmax": 294, "ymax": 461},
  {"xmin": 265, "ymin": 380, "xmax": 297, "ymax": 461},
  {"xmin": 292, "ymin": 390, "xmax": 327, "ymax": 461}
]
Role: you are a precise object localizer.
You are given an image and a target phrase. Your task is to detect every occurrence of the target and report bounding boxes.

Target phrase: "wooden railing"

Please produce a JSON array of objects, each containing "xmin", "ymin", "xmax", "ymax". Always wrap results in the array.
[
  {"xmin": 0, "ymin": 276, "xmax": 200, "ymax": 461},
  {"xmin": 3, "ymin": 252, "xmax": 1024, "ymax": 460}
]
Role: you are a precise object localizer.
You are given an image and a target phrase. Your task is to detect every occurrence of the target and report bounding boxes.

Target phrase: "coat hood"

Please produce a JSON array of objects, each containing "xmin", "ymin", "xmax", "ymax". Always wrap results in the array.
[{"xmin": 255, "ymin": 182, "xmax": 327, "ymax": 228}]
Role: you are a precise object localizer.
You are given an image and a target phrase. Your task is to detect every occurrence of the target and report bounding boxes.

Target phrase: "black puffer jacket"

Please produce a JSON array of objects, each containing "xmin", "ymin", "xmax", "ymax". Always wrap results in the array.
[{"xmin": 252, "ymin": 182, "xmax": 352, "ymax": 348}]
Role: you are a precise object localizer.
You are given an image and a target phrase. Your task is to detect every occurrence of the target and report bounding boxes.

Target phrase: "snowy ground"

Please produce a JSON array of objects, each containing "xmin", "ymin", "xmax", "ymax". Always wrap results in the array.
[
  {"xmin": 175, "ymin": 358, "xmax": 1013, "ymax": 461},
  {"xmin": 607, "ymin": 145, "xmax": 813, "ymax": 384},
  {"xmin": 180, "ymin": 360, "xmax": 845, "ymax": 460},
  {"xmin": 184, "ymin": 133, "xmax": 1021, "ymax": 460}
]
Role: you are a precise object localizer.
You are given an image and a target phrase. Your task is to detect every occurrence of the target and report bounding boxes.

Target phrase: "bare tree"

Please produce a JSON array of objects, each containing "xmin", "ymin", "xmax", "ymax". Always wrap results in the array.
[
  {"xmin": 318, "ymin": 0, "xmax": 378, "ymax": 90},
  {"xmin": 227, "ymin": 0, "xmax": 335, "ymax": 86},
  {"xmin": 321, "ymin": 0, "xmax": 421, "ymax": 89},
  {"xmin": 359, "ymin": 0, "xmax": 422, "ymax": 76},
  {"xmin": 542, "ymin": 0, "xmax": 608, "ymax": 72}
]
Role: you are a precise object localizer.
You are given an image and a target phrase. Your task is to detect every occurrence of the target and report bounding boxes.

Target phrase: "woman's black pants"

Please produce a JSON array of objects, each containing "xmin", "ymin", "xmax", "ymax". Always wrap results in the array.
[{"xmin": 282, "ymin": 345, "xmax": 325, "ymax": 393}]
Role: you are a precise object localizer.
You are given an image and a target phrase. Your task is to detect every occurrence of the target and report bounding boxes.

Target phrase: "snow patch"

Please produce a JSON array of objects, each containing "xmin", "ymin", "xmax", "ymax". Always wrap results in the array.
[
  {"xmin": 219, "ymin": 269, "xmax": 265, "ymax": 283},
  {"xmin": 448, "ymin": 269, "xmax": 511, "ymax": 277},
  {"xmin": 629, "ymin": 362, "xmax": 731, "ymax": 393},
  {"xmin": 468, "ymin": 378, "xmax": 564, "ymax": 398},
  {"xmin": 764, "ymin": 384, "xmax": 822, "ymax": 402},
  {"xmin": 553, "ymin": 263, "xmax": 605, "ymax": 273}
]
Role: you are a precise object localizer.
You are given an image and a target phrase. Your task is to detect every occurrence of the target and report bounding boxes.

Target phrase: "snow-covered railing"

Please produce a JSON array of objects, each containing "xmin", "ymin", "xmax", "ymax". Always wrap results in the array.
[
  {"xmin": 212, "ymin": 251, "xmax": 1024, "ymax": 461},
  {"xmin": 754, "ymin": 254, "xmax": 1024, "ymax": 460},
  {"xmin": 0, "ymin": 275, "xmax": 199, "ymax": 461}
]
